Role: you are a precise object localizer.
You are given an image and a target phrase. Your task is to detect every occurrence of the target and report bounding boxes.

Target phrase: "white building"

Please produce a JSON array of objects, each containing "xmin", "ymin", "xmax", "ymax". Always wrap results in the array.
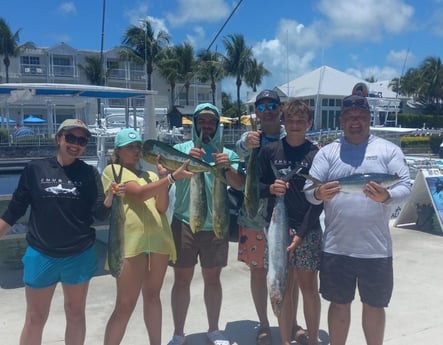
[
  {"xmin": 0, "ymin": 43, "xmax": 221, "ymax": 127},
  {"xmin": 246, "ymin": 65, "xmax": 404, "ymax": 130}
]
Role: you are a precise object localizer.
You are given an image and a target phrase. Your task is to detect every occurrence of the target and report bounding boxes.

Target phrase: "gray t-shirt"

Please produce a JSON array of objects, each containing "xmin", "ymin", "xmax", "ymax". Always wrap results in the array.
[{"xmin": 305, "ymin": 135, "xmax": 411, "ymax": 258}]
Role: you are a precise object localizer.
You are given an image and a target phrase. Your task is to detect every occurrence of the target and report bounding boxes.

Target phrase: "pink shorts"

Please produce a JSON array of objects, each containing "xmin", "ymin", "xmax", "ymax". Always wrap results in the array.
[{"xmin": 237, "ymin": 226, "xmax": 266, "ymax": 268}]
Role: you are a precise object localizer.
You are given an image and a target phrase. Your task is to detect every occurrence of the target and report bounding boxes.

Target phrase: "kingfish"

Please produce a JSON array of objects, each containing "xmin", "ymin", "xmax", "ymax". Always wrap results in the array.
[
  {"xmin": 108, "ymin": 165, "xmax": 125, "ymax": 278},
  {"xmin": 267, "ymin": 193, "xmax": 289, "ymax": 317},
  {"xmin": 266, "ymin": 163, "xmax": 290, "ymax": 317},
  {"xmin": 143, "ymin": 139, "xmax": 230, "ymax": 175},
  {"xmin": 300, "ymin": 172, "xmax": 400, "ymax": 193},
  {"xmin": 244, "ymin": 147, "xmax": 260, "ymax": 218},
  {"xmin": 189, "ymin": 134, "xmax": 208, "ymax": 233}
]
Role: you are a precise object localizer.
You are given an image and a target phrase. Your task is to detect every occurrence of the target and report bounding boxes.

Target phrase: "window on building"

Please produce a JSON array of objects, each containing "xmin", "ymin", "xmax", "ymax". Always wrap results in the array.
[
  {"xmin": 53, "ymin": 57, "xmax": 71, "ymax": 66},
  {"xmin": 21, "ymin": 56, "xmax": 40, "ymax": 65},
  {"xmin": 322, "ymin": 98, "xmax": 328, "ymax": 106}
]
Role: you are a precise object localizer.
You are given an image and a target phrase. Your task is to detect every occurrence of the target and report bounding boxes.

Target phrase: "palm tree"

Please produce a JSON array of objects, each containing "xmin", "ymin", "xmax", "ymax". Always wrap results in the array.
[
  {"xmin": 120, "ymin": 19, "xmax": 170, "ymax": 90},
  {"xmin": 156, "ymin": 46, "xmax": 180, "ymax": 108},
  {"xmin": 0, "ymin": 18, "xmax": 30, "ymax": 83},
  {"xmin": 420, "ymin": 56, "xmax": 443, "ymax": 112},
  {"xmin": 196, "ymin": 49, "xmax": 225, "ymax": 105},
  {"xmin": 222, "ymin": 34, "xmax": 253, "ymax": 119},
  {"xmin": 175, "ymin": 42, "xmax": 194, "ymax": 105},
  {"xmin": 244, "ymin": 58, "xmax": 270, "ymax": 92},
  {"xmin": 78, "ymin": 55, "xmax": 111, "ymax": 126}
]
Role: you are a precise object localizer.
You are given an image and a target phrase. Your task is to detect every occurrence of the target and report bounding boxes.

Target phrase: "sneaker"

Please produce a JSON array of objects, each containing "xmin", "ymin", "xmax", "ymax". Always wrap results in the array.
[
  {"xmin": 167, "ymin": 334, "xmax": 186, "ymax": 345},
  {"xmin": 207, "ymin": 330, "xmax": 230, "ymax": 345}
]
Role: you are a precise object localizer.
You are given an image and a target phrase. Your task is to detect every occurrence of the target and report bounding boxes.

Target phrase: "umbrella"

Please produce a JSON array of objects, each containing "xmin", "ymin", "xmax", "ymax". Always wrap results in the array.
[
  {"xmin": 14, "ymin": 126, "xmax": 35, "ymax": 138},
  {"xmin": 220, "ymin": 116, "xmax": 236, "ymax": 125},
  {"xmin": 0, "ymin": 116, "xmax": 16, "ymax": 124},
  {"xmin": 23, "ymin": 115, "xmax": 46, "ymax": 123},
  {"xmin": 182, "ymin": 117, "xmax": 192, "ymax": 125},
  {"xmin": 240, "ymin": 115, "xmax": 256, "ymax": 126}
]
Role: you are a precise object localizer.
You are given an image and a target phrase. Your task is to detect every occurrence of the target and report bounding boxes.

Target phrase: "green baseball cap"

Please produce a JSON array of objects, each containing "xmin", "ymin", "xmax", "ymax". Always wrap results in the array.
[{"xmin": 115, "ymin": 128, "xmax": 142, "ymax": 147}]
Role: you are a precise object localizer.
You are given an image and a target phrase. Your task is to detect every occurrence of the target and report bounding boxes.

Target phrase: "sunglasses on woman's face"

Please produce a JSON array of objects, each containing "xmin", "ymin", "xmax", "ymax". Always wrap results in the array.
[
  {"xmin": 64, "ymin": 133, "xmax": 88, "ymax": 147},
  {"xmin": 256, "ymin": 102, "xmax": 278, "ymax": 112}
]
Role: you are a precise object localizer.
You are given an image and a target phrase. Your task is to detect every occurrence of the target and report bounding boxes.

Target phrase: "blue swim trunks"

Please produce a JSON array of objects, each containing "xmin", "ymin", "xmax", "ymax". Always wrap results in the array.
[{"xmin": 22, "ymin": 245, "xmax": 97, "ymax": 289}]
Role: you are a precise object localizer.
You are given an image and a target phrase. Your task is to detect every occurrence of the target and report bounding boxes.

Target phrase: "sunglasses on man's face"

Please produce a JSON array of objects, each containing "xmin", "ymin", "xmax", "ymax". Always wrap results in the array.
[
  {"xmin": 343, "ymin": 98, "xmax": 368, "ymax": 109},
  {"xmin": 256, "ymin": 102, "xmax": 278, "ymax": 112},
  {"xmin": 64, "ymin": 133, "xmax": 88, "ymax": 147}
]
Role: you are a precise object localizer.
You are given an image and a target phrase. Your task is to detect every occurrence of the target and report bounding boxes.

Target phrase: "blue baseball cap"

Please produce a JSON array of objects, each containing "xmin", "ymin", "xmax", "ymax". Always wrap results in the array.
[{"xmin": 115, "ymin": 128, "xmax": 142, "ymax": 147}]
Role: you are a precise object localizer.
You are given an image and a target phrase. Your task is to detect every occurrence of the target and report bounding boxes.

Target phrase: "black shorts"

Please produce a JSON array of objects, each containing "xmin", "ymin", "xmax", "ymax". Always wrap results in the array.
[{"xmin": 319, "ymin": 252, "xmax": 393, "ymax": 308}]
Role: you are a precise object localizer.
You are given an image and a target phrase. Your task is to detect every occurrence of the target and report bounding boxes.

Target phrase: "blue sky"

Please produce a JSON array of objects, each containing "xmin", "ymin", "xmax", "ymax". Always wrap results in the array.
[{"xmin": 2, "ymin": 0, "xmax": 443, "ymax": 98}]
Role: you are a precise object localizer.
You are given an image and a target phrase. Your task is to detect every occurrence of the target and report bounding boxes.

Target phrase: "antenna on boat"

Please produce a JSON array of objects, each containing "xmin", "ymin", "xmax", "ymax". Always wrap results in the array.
[
  {"xmin": 394, "ymin": 46, "xmax": 410, "ymax": 127},
  {"xmin": 97, "ymin": 0, "xmax": 106, "ymax": 128}
]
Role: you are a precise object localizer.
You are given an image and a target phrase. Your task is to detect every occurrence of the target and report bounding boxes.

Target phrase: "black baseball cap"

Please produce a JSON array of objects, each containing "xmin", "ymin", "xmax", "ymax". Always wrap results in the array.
[{"xmin": 255, "ymin": 89, "xmax": 281, "ymax": 106}]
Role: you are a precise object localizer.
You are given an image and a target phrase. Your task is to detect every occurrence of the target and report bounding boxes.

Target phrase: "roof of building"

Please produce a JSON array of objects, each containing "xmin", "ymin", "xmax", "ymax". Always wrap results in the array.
[{"xmin": 246, "ymin": 65, "xmax": 401, "ymax": 104}]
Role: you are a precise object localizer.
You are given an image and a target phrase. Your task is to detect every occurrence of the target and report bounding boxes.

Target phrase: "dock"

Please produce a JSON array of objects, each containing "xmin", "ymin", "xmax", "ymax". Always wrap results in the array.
[{"xmin": 1, "ymin": 221, "xmax": 442, "ymax": 344}]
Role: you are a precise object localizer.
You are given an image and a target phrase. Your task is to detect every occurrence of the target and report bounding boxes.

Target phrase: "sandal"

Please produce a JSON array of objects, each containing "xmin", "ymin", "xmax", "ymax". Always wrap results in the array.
[
  {"xmin": 292, "ymin": 325, "xmax": 309, "ymax": 345},
  {"xmin": 256, "ymin": 326, "xmax": 272, "ymax": 345}
]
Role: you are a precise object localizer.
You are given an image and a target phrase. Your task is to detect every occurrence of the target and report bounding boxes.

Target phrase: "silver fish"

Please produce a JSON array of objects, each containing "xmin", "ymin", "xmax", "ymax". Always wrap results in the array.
[
  {"xmin": 266, "ymin": 194, "xmax": 289, "ymax": 317},
  {"xmin": 300, "ymin": 172, "xmax": 400, "ymax": 193},
  {"xmin": 108, "ymin": 164, "xmax": 125, "ymax": 278}
]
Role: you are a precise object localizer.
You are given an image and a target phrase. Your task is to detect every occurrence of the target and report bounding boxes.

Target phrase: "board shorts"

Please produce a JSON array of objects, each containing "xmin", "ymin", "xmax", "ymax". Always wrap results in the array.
[
  {"xmin": 319, "ymin": 252, "xmax": 393, "ymax": 308},
  {"xmin": 22, "ymin": 245, "xmax": 97, "ymax": 289},
  {"xmin": 170, "ymin": 217, "xmax": 228, "ymax": 269},
  {"xmin": 290, "ymin": 227, "xmax": 322, "ymax": 272},
  {"xmin": 264, "ymin": 227, "xmax": 322, "ymax": 272},
  {"xmin": 237, "ymin": 226, "xmax": 267, "ymax": 268}
]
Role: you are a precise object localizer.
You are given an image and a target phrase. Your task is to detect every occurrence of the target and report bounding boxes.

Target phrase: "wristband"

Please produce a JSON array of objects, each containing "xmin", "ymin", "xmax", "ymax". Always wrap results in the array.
[{"xmin": 167, "ymin": 173, "xmax": 175, "ymax": 184}]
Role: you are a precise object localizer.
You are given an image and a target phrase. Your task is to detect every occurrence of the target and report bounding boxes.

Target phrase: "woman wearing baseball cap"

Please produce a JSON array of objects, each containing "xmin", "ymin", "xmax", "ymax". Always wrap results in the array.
[
  {"xmin": 102, "ymin": 128, "xmax": 193, "ymax": 345},
  {"xmin": 0, "ymin": 118, "xmax": 117, "ymax": 345}
]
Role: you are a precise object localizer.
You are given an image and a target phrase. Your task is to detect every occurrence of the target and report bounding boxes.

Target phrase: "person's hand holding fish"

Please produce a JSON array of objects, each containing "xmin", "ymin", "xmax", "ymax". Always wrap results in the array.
[
  {"xmin": 189, "ymin": 147, "xmax": 205, "ymax": 160},
  {"xmin": 110, "ymin": 181, "xmax": 126, "ymax": 197},
  {"xmin": 314, "ymin": 181, "xmax": 340, "ymax": 201},
  {"xmin": 212, "ymin": 151, "xmax": 230, "ymax": 166},
  {"xmin": 156, "ymin": 154, "xmax": 193, "ymax": 181},
  {"xmin": 363, "ymin": 181, "xmax": 390, "ymax": 203},
  {"xmin": 270, "ymin": 179, "xmax": 288, "ymax": 197},
  {"xmin": 245, "ymin": 130, "xmax": 261, "ymax": 149}
]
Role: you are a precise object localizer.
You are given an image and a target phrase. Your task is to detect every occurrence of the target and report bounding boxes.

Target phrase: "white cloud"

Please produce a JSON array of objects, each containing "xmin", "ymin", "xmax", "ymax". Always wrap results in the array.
[
  {"xmin": 58, "ymin": 2, "xmax": 77, "ymax": 16},
  {"xmin": 185, "ymin": 26, "xmax": 206, "ymax": 48},
  {"xmin": 430, "ymin": 9, "xmax": 443, "ymax": 36},
  {"xmin": 125, "ymin": 4, "xmax": 170, "ymax": 37},
  {"xmin": 346, "ymin": 66, "xmax": 399, "ymax": 81},
  {"xmin": 166, "ymin": 0, "xmax": 231, "ymax": 26},
  {"xmin": 386, "ymin": 49, "xmax": 415, "ymax": 67},
  {"xmin": 317, "ymin": 0, "xmax": 414, "ymax": 42}
]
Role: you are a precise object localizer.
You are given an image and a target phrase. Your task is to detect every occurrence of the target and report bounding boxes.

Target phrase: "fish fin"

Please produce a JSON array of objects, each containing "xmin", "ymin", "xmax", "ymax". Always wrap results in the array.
[{"xmin": 297, "ymin": 172, "xmax": 322, "ymax": 192}]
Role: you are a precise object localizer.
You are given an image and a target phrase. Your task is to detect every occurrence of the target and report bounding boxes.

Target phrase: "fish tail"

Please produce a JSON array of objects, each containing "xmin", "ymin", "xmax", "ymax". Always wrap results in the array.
[{"xmin": 296, "ymin": 172, "xmax": 322, "ymax": 191}]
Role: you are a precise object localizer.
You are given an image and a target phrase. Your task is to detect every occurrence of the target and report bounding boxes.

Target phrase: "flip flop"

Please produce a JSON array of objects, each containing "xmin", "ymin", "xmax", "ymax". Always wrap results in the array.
[
  {"xmin": 292, "ymin": 325, "xmax": 309, "ymax": 345},
  {"xmin": 256, "ymin": 326, "xmax": 272, "ymax": 345}
]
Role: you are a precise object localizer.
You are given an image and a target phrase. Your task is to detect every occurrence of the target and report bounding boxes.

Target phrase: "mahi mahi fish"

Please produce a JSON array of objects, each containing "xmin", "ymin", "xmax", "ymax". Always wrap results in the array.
[
  {"xmin": 299, "ymin": 172, "xmax": 400, "ymax": 193},
  {"xmin": 211, "ymin": 132, "xmax": 230, "ymax": 239},
  {"xmin": 244, "ymin": 147, "xmax": 260, "ymax": 218},
  {"xmin": 143, "ymin": 139, "xmax": 230, "ymax": 177},
  {"xmin": 189, "ymin": 134, "xmax": 207, "ymax": 233},
  {"xmin": 108, "ymin": 164, "xmax": 125, "ymax": 278}
]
